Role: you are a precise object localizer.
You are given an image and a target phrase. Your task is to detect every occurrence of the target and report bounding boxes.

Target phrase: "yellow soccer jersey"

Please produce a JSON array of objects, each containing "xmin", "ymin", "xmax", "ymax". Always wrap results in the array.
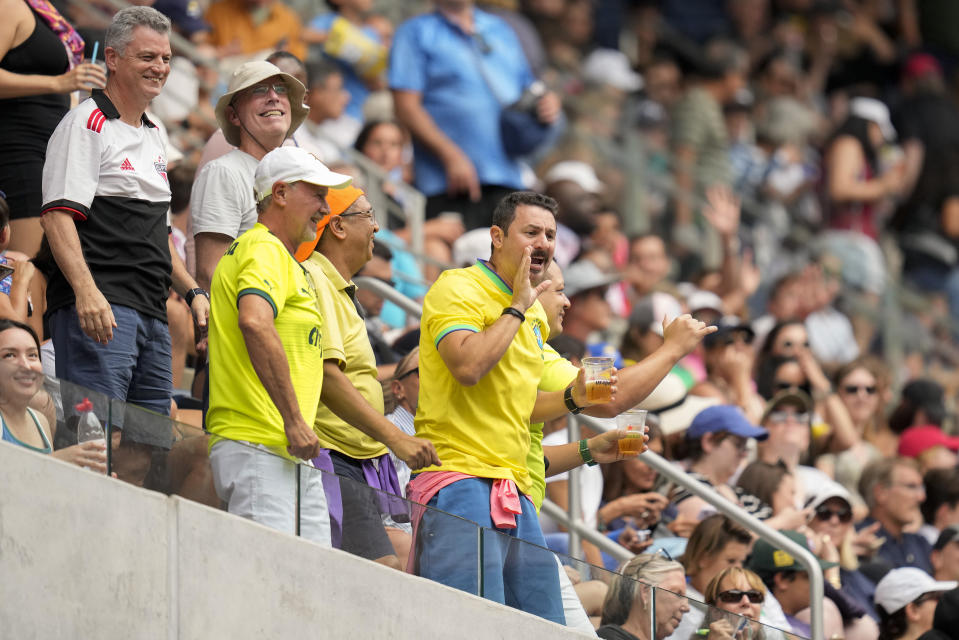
[
  {"xmin": 415, "ymin": 261, "xmax": 549, "ymax": 495},
  {"xmin": 302, "ymin": 252, "xmax": 387, "ymax": 459},
  {"xmin": 207, "ymin": 223, "xmax": 325, "ymax": 454},
  {"xmin": 528, "ymin": 343, "xmax": 580, "ymax": 510}
]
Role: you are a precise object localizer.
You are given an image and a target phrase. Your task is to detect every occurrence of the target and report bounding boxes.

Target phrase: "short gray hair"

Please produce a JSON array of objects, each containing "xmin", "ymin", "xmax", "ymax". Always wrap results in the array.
[
  {"xmin": 105, "ymin": 7, "xmax": 171, "ymax": 56},
  {"xmin": 256, "ymin": 195, "xmax": 273, "ymax": 215}
]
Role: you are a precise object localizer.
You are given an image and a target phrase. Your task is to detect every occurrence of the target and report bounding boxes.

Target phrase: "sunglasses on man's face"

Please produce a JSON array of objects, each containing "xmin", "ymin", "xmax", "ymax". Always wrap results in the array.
[
  {"xmin": 717, "ymin": 589, "xmax": 764, "ymax": 604},
  {"xmin": 814, "ymin": 504, "xmax": 852, "ymax": 523}
]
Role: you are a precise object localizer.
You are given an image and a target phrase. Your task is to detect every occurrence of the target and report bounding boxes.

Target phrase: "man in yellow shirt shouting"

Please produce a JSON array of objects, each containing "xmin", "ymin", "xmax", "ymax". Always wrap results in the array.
[{"xmin": 409, "ymin": 191, "xmax": 600, "ymax": 624}]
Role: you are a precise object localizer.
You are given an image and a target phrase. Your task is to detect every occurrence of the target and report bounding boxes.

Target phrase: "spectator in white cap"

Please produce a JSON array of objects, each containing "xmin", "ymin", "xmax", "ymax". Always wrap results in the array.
[
  {"xmin": 543, "ymin": 161, "xmax": 603, "ymax": 267},
  {"xmin": 582, "ymin": 48, "xmax": 643, "ymax": 93},
  {"xmin": 192, "ymin": 59, "xmax": 309, "ymax": 294},
  {"xmin": 805, "ymin": 479, "xmax": 882, "ymax": 621},
  {"xmin": 205, "ymin": 146, "xmax": 350, "ymax": 544},
  {"xmin": 874, "ymin": 567, "xmax": 956, "ymax": 640},
  {"xmin": 560, "ymin": 259, "xmax": 623, "ymax": 366}
]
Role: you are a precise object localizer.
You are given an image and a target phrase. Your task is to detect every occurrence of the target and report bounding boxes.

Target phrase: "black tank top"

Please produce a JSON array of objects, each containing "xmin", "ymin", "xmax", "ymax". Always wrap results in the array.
[{"xmin": 0, "ymin": 7, "xmax": 71, "ymax": 153}]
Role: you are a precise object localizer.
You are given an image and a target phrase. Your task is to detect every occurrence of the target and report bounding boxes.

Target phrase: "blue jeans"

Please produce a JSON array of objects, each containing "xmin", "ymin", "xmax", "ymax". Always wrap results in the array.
[
  {"xmin": 51, "ymin": 304, "xmax": 172, "ymax": 443},
  {"xmin": 416, "ymin": 477, "xmax": 564, "ymax": 625}
]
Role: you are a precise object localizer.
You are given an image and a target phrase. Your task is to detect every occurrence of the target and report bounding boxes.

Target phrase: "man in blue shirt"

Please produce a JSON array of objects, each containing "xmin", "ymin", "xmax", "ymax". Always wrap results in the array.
[
  {"xmin": 389, "ymin": 0, "xmax": 560, "ymax": 229},
  {"xmin": 858, "ymin": 457, "xmax": 934, "ymax": 577}
]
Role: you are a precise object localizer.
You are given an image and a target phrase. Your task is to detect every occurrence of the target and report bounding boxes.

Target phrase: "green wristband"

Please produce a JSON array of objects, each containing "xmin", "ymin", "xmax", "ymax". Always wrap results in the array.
[{"xmin": 579, "ymin": 438, "xmax": 597, "ymax": 467}]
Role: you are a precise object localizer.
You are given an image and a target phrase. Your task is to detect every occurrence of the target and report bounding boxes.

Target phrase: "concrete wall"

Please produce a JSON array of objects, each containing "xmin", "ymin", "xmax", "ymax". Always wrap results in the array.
[{"xmin": 0, "ymin": 443, "xmax": 591, "ymax": 639}]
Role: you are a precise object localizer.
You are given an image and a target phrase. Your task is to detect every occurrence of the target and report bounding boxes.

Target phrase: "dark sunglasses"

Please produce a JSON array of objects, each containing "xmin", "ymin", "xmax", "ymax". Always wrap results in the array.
[
  {"xmin": 717, "ymin": 589, "xmax": 764, "ymax": 604},
  {"xmin": 722, "ymin": 331, "xmax": 754, "ymax": 346},
  {"xmin": 841, "ymin": 384, "xmax": 877, "ymax": 395},
  {"xmin": 814, "ymin": 504, "xmax": 852, "ymax": 523},
  {"xmin": 774, "ymin": 381, "xmax": 812, "ymax": 395},
  {"xmin": 396, "ymin": 367, "xmax": 419, "ymax": 380}
]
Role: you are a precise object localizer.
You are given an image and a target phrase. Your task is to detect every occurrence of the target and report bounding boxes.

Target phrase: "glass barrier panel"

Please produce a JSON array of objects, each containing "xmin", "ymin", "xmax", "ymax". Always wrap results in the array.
[
  {"xmin": 294, "ymin": 457, "xmax": 484, "ymax": 596},
  {"xmin": 119, "ymin": 399, "xmax": 222, "ymax": 509}
]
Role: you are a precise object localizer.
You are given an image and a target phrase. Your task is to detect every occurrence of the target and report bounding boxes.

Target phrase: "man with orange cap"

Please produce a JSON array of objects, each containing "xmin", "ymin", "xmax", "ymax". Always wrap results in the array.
[{"xmin": 299, "ymin": 184, "xmax": 440, "ymax": 570}]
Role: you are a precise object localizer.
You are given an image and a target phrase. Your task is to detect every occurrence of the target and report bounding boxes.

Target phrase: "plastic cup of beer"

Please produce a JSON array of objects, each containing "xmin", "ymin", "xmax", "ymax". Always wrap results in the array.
[
  {"xmin": 583, "ymin": 356, "xmax": 614, "ymax": 403},
  {"xmin": 616, "ymin": 408, "xmax": 648, "ymax": 454}
]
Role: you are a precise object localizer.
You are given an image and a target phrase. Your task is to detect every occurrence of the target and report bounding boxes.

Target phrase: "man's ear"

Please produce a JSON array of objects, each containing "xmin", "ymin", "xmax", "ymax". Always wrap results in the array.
[
  {"xmin": 490, "ymin": 225, "xmax": 505, "ymax": 250},
  {"xmin": 324, "ymin": 215, "xmax": 348, "ymax": 241},
  {"xmin": 104, "ymin": 46, "xmax": 119, "ymax": 74},
  {"xmin": 227, "ymin": 104, "xmax": 241, "ymax": 126},
  {"xmin": 271, "ymin": 181, "xmax": 289, "ymax": 205}
]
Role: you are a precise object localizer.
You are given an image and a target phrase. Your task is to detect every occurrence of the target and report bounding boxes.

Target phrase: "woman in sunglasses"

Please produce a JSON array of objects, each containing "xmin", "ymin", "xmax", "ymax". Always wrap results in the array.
[
  {"xmin": 700, "ymin": 567, "xmax": 768, "ymax": 640},
  {"xmin": 805, "ymin": 480, "xmax": 882, "ymax": 622},
  {"xmin": 817, "ymin": 356, "xmax": 892, "ymax": 512}
]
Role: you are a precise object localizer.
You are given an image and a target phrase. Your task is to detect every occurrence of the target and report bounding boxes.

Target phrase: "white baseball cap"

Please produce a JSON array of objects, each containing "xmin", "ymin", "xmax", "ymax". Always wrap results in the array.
[
  {"xmin": 849, "ymin": 97, "xmax": 896, "ymax": 141},
  {"xmin": 543, "ymin": 161, "xmax": 603, "ymax": 194},
  {"xmin": 874, "ymin": 567, "xmax": 957, "ymax": 614},
  {"xmin": 803, "ymin": 479, "xmax": 852, "ymax": 512},
  {"xmin": 582, "ymin": 48, "xmax": 643, "ymax": 92},
  {"xmin": 253, "ymin": 147, "xmax": 352, "ymax": 203}
]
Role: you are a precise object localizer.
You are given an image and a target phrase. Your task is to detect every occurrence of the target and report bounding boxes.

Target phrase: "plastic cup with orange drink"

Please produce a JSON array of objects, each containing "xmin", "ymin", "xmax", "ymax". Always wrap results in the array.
[{"xmin": 616, "ymin": 408, "xmax": 648, "ymax": 454}]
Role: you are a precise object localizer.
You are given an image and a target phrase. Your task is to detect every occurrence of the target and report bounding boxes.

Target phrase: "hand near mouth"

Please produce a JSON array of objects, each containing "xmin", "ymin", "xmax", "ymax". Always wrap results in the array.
[{"xmin": 510, "ymin": 247, "xmax": 552, "ymax": 312}]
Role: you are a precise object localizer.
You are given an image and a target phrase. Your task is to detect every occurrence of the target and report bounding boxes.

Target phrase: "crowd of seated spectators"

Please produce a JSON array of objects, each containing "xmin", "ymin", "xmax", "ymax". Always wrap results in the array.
[{"xmin": 9, "ymin": 0, "xmax": 959, "ymax": 637}]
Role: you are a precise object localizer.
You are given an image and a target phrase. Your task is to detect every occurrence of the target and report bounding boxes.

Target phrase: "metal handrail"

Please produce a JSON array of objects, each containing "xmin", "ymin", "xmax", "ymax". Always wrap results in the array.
[
  {"xmin": 354, "ymin": 276, "xmax": 423, "ymax": 318},
  {"xmin": 568, "ymin": 413, "xmax": 824, "ymax": 640},
  {"xmin": 540, "ymin": 499, "xmax": 633, "ymax": 564}
]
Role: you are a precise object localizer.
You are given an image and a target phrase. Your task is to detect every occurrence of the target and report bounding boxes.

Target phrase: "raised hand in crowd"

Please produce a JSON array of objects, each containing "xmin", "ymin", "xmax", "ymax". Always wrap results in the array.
[
  {"xmin": 662, "ymin": 314, "xmax": 717, "ymax": 359},
  {"xmin": 702, "ymin": 185, "xmax": 741, "ymax": 241},
  {"xmin": 510, "ymin": 246, "xmax": 552, "ymax": 312}
]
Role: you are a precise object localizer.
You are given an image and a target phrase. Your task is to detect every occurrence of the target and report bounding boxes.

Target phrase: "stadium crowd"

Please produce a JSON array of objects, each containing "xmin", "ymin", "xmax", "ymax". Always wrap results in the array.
[{"xmin": 6, "ymin": 0, "xmax": 959, "ymax": 637}]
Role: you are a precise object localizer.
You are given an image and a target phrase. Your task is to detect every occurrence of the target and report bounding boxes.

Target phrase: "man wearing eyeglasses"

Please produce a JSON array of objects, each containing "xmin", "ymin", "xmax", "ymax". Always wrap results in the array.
[
  {"xmin": 192, "ymin": 59, "xmax": 308, "ymax": 296},
  {"xmin": 300, "ymin": 184, "xmax": 440, "ymax": 570}
]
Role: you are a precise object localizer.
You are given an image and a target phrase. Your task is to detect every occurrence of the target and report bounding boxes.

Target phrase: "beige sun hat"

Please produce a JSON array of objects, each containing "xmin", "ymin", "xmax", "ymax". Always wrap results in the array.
[{"xmin": 214, "ymin": 60, "xmax": 309, "ymax": 147}]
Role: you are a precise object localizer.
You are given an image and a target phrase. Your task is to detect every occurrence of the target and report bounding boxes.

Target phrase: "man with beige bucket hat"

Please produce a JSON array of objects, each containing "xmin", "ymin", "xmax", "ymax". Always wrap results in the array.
[{"xmin": 192, "ymin": 60, "xmax": 310, "ymax": 294}]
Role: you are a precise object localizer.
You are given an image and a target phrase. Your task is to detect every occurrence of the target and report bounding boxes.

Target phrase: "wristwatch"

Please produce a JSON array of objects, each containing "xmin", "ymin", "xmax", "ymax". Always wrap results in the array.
[
  {"xmin": 564, "ymin": 385, "xmax": 583, "ymax": 415},
  {"xmin": 184, "ymin": 287, "xmax": 209, "ymax": 307}
]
